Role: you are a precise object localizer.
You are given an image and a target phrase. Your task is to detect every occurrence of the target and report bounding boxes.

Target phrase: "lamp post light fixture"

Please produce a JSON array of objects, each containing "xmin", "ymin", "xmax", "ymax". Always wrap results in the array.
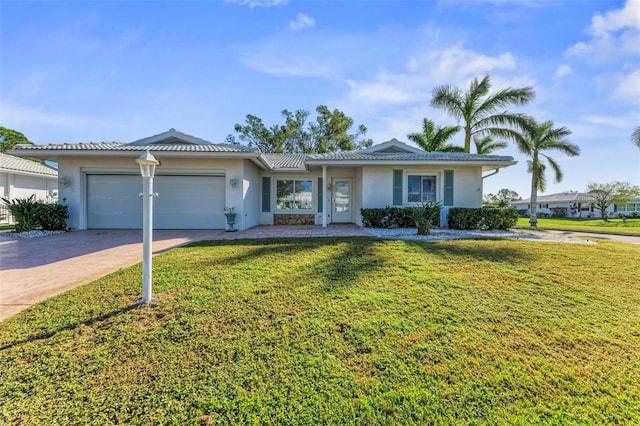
[{"xmin": 136, "ymin": 150, "xmax": 159, "ymax": 305}]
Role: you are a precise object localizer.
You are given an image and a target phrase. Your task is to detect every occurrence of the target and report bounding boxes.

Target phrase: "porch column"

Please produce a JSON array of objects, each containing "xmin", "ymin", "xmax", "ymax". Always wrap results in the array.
[{"xmin": 322, "ymin": 165, "xmax": 327, "ymax": 228}]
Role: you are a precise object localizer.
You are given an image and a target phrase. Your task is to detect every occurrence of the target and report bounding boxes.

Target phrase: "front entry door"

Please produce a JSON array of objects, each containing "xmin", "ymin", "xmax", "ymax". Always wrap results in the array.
[{"xmin": 332, "ymin": 178, "xmax": 352, "ymax": 223}]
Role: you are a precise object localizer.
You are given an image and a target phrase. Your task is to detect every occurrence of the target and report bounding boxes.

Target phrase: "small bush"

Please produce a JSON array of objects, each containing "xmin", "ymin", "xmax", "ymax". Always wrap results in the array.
[
  {"xmin": 448, "ymin": 207, "xmax": 518, "ymax": 230},
  {"xmin": 2, "ymin": 195, "xmax": 41, "ymax": 232},
  {"xmin": 550, "ymin": 207, "xmax": 567, "ymax": 218},
  {"xmin": 407, "ymin": 202, "xmax": 442, "ymax": 235},
  {"xmin": 361, "ymin": 205, "xmax": 441, "ymax": 229},
  {"xmin": 38, "ymin": 203, "xmax": 69, "ymax": 231},
  {"xmin": 1, "ymin": 196, "xmax": 68, "ymax": 232}
]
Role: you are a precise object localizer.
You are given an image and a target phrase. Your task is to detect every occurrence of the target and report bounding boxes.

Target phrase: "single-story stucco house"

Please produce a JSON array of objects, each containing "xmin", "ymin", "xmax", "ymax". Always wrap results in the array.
[
  {"xmin": 511, "ymin": 192, "xmax": 640, "ymax": 218},
  {"xmin": 0, "ymin": 152, "xmax": 58, "ymax": 224},
  {"xmin": 10, "ymin": 128, "xmax": 517, "ymax": 231}
]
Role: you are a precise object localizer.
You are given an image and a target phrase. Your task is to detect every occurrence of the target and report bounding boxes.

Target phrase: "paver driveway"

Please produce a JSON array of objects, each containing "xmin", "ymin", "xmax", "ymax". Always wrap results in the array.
[{"xmin": 0, "ymin": 226, "xmax": 369, "ymax": 322}]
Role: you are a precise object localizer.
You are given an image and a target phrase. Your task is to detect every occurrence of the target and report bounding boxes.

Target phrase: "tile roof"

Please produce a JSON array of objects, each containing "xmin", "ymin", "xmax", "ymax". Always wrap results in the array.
[
  {"xmin": 307, "ymin": 151, "xmax": 514, "ymax": 162},
  {"xmin": 513, "ymin": 192, "xmax": 591, "ymax": 204},
  {"xmin": 12, "ymin": 142, "xmax": 258, "ymax": 153},
  {"xmin": 262, "ymin": 154, "xmax": 308, "ymax": 169},
  {"xmin": 0, "ymin": 153, "xmax": 58, "ymax": 177}
]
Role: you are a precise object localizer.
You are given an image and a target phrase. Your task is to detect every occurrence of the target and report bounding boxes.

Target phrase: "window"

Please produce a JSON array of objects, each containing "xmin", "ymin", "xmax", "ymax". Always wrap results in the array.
[
  {"xmin": 276, "ymin": 180, "xmax": 312, "ymax": 210},
  {"xmin": 408, "ymin": 175, "xmax": 436, "ymax": 203}
]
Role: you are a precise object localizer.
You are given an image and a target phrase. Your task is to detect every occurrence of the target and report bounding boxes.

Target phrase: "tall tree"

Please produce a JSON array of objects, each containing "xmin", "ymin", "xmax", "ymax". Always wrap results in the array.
[
  {"xmin": 0, "ymin": 127, "xmax": 32, "ymax": 153},
  {"xmin": 513, "ymin": 119, "xmax": 580, "ymax": 227},
  {"xmin": 484, "ymin": 188, "xmax": 521, "ymax": 206},
  {"xmin": 233, "ymin": 106, "xmax": 371, "ymax": 154},
  {"xmin": 632, "ymin": 126, "xmax": 640, "ymax": 149},
  {"xmin": 473, "ymin": 135, "xmax": 508, "ymax": 154},
  {"xmin": 430, "ymin": 75, "xmax": 535, "ymax": 153},
  {"xmin": 406, "ymin": 117, "xmax": 462, "ymax": 152},
  {"xmin": 309, "ymin": 105, "xmax": 372, "ymax": 153},
  {"xmin": 586, "ymin": 181, "xmax": 640, "ymax": 221}
]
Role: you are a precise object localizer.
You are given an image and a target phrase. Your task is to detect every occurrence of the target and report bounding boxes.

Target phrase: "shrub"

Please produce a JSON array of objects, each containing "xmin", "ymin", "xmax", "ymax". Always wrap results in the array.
[
  {"xmin": 550, "ymin": 207, "xmax": 567, "ymax": 218},
  {"xmin": 361, "ymin": 205, "xmax": 441, "ymax": 229},
  {"xmin": 448, "ymin": 207, "xmax": 518, "ymax": 230},
  {"xmin": 407, "ymin": 202, "xmax": 442, "ymax": 235},
  {"xmin": 1, "ymin": 196, "xmax": 69, "ymax": 232},
  {"xmin": 360, "ymin": 208, "xmax": 387, "ymax": 228},
  {"xmin": 2, "ymin": 195, "xmax": 41, "ymax": 232},
  {"xmin": 38, "ymin": 203, "xmax": 69, "ymax": 231}
]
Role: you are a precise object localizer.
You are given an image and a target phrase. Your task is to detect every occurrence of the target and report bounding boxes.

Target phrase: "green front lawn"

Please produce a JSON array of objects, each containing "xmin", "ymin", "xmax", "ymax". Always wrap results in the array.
[
  {"xmin": 2, "ymin": 237, "xmax": 640, "ymax": 424},
  {"xmin": 517, "ymin": 217, "xmax": 640, "ymax": 235}
]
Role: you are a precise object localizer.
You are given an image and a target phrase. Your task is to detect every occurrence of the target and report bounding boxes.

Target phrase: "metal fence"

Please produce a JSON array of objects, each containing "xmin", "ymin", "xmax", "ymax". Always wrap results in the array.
[{"xmin": 0, "ymin": 204, "xmax": 13, "ymax": 224}]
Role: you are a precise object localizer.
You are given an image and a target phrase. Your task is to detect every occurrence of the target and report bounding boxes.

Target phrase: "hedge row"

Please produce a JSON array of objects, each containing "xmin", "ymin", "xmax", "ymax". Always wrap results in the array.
[
  {"xmin": 360, "ymin": 205, "xmax": 441, "ymax": 228},
  {"xmin": 447, "ymin": 207, "xmax": 518, "ymax": 230}
]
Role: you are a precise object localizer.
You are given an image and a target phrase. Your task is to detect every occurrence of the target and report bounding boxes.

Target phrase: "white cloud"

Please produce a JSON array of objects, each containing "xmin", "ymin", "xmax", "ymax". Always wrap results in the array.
[
  {"xmin": 590, "ymin": 0, "xmax": 640, "ymax": 36},
  {"xmin": 429, "ymin": 47, "xmax": 516, "ymax": 80},
  {"xmin": 289, "ymin": 13, "xmax": 315, "ymax": 32},
  {"xmin": 613, "ymin": 69, "xmax": 640, "ymax": 101},
  {"xmin": 554, "ymin": 64, "xmax": 573, "ymax": 79},
  {"xmin": 566, "ymin": 0, "xmax": 640, "ymax": 61},
  {"xmin": 226, "ymin": 0, "xmax": 288, "ymax": 8}
]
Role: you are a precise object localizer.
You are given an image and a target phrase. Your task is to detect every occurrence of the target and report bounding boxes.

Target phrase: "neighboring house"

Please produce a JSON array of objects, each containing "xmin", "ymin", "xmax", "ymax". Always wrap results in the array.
[
  {"xmin": 0, "ymin": 153, "xmax": 58, "ymax": 224},
  {"xmin": 10, "ymin": 129, "xmax": 516, "ymax": 231},
  {"xmin": 511, "ymin": 192, "xmax": 640, "ymax": 218}
]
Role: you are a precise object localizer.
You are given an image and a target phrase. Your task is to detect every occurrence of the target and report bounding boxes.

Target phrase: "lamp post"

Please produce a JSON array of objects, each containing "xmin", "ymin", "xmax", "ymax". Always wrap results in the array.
[{"xmin": 136, "ymin": 150, "xmax": 159, "ymax": 304}]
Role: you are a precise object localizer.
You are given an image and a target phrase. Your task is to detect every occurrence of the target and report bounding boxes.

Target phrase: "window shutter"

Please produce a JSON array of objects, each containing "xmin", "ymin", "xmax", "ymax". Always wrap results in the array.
[
  {"xmin": 262, "ymin": 177, "xmax": 271, "ymax": 212},
  {"xmin": 317, "ymin": 177, "xmax": 323, "ymax": 213},
  {"xmin": 392, "ymin": 170, "xmax": 403, "ymax": 205},
  {"xmin": 443, "ymin": 170, "xmax": 454, "ymax": 206}
]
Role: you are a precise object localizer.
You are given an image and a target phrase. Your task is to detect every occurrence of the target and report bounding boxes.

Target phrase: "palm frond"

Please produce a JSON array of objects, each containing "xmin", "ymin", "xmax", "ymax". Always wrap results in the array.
[
  {"xmin": 473, "ymin": 135, "xmax": 508, "ymax": 154},
  {"xmin": 632, "ymin": 126, "xmax": 640, "ymax": 149},
  {"xmin": 543, "ymin": 154, "xmax": 564, "ymax": 183},
  {"xmin": 430, "ymin": 86, "xmax": 464, "ymax": 122}
]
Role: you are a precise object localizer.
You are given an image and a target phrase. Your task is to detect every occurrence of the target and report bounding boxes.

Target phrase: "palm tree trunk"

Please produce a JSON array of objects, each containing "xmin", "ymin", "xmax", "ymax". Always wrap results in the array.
[
  {"xmin": 529, "ymin": 170, "xmax": 538, "ymax": 227},
  {"xmin": 464, "ymin": 127, "xmax": 471, "ymax": 153}
]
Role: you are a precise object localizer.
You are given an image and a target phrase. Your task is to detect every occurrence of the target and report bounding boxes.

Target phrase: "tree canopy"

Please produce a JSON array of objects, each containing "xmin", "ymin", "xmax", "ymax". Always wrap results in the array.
[
  {"xmin": 430, "ymin": 75, "xmax": 534, "ymax": 153},
  {"xmin": 586, "ymin": 181, "xmax": 640, "ymax": 221},
  {"xmin": 231, "ymin": 106, "xmax": 373, "ymax": 154},
  {"xmin": 484, "ymin": 188, "xmax": 521, "ymax": 206},
  {"xmin": 0, "ymin": 127, "xmax": 32, "ymax": 153},
  {"xmin": 406, "ymin": 117, "xmax": 462, "ymax": 152},
  {"xmin": 632, "ymin": 126, "xmax": 640, "ymax": 149}
]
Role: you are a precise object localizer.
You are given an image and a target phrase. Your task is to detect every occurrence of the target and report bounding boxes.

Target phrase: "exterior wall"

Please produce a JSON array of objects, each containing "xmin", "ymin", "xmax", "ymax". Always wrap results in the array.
[
  {"xmin": 361, "ymin": 165, "xmax": 483, "ymax": 227},
  {"xmin": 260, "ymin": 168, "xmax": 358, "ymax": 225},
  {"xmin": 57, "ymin": 156, "xmax": 247, "ymax": 230},
  {"xmin": 241, "ymin": 160, "xmax": 261, "ymax": 229},
  {"xmin": 0, "ymin": 172, "xmax": 57, "ymax": 200}
]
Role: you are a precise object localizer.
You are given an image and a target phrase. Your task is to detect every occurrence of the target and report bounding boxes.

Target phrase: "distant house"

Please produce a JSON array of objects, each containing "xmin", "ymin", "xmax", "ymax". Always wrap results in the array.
[
  {"xmin": 0, "ymin": 153, "xmax": 58, "ymax": 223},
  {"xmin": 10, "ymin": 129, "xmax": 517, "ymax": 230},
  {"xmin": 511, "ymin": 192, "xmax": 640, "ymax": 218}
]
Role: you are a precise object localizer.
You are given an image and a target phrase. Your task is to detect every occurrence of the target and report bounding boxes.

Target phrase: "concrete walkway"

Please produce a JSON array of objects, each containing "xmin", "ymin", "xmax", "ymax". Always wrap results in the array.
[
  {"xmin": 539, "ymin": 229, "xmax": 640, "ymax": 245},
  {"xmin": 0, "ymin": 225, "xmax": 369, "ymax": 322}
]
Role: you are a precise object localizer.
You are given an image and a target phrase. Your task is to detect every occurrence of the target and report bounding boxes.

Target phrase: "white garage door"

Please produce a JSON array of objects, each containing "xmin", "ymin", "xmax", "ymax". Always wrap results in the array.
[{"xmin": 87, "ymin": 175, "xmax": 225, "ymax": 229}]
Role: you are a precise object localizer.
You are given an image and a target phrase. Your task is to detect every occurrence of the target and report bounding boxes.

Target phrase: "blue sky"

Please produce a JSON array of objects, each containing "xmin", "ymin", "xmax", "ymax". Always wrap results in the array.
[{"xmin": 1, "ymin": 0, "xmax": 639, "ymax": 198}]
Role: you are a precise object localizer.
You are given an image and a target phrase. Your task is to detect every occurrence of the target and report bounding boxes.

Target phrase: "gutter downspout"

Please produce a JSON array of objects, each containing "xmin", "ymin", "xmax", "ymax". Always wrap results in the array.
[{"xmin": 482, "ymin": 168, "xmax": 500, "ymax": 180}]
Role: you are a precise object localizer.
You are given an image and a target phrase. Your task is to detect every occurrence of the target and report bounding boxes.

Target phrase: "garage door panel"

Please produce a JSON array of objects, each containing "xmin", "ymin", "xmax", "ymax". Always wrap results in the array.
[{"xmin": 87, "ymin": 175, "xmax": 225, "ymax": 229}]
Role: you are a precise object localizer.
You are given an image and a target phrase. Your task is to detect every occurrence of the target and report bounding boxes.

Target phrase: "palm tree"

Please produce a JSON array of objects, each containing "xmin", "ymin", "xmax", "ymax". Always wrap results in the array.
[
  {"xmin": 430, "ymin": 75, "xmax": 535, "ymax": 153},
  {"xmin": 632, "ymin": 126, "xmax": 640, "ymax": 149},
  {"xmin": 473, "ymin": 135, "xmax": 508, "ymax": 154},
  {"xmin": 513, "ymin": 119, "xmax": 580, "ymax": 227},
  {"xmin": 407, "ymin": 117, "xmax": 463, "ymax": 152}
]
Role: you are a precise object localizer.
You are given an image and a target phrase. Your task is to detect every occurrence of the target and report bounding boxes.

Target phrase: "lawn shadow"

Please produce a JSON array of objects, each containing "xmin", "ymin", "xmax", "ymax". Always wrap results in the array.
[
  {"xmin": 403, "ymin": 237, "xmax": 534, "ymax": 264},
  {"xmin": 0, "ymin": 303, "xmax": 139, "ymax": 351},
  {"xmin": 181, "ymin": 236, "xmax": 386, "ymax": 292}
]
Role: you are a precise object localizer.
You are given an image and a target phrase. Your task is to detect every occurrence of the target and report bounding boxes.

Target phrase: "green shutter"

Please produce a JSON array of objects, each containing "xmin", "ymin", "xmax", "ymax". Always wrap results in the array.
[
  {"xmin": 392, "ymin": 170, "xmax": 403, "ymax": 205},
  {"xmin": 317, "ymin": 177, "xmax": 323, "ymax": 213},
  {"xmin": 262, "ymin": 177, "xmax": 271, "ymax": 212},
  {"xmin": 443, "ymin": 170, "xmax": 454, "ymax": 206}
]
